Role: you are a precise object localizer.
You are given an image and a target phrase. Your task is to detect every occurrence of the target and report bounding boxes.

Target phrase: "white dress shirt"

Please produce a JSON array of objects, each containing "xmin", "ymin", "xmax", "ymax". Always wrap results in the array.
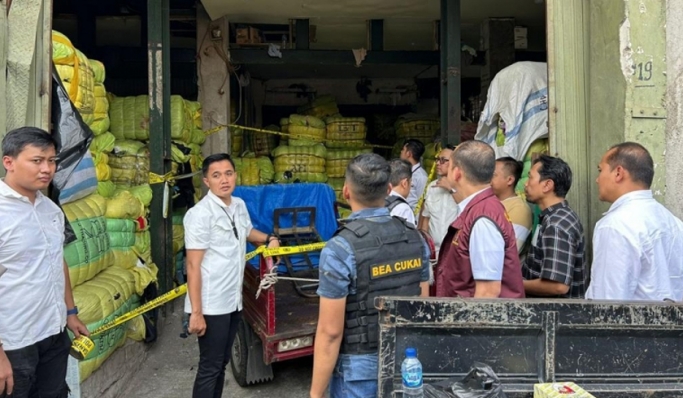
[
  {"xmin": 407, "ymin": 163, "xmax": 428, "ymax": 210},
  {"xmin": 0, "ymin": 180, "xmax": 67, "ymax": 350},
  {"xmin": 184, "ymin": 191, "xmax": 253, "ymax": 315},
  {"xmin": 587, "ymin": 190, "xmax": 683, "ymax": 301},
  {"xmin": 388, "ymin": 191, "xmax": 416, "ymax": 226},
  {"xmin": 458, "ymin": 188, "xmax": 505, "ymax": 281},
  {"xmin": 422, "ymin": 179, "xmax": 460, "ymax": 254}
]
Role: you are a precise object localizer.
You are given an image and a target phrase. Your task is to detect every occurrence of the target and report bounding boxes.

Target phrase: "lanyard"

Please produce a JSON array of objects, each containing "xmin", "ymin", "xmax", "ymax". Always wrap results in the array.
[{"xmin": 219, "ymin": 206, "xmax": 239, "ymax": 240}]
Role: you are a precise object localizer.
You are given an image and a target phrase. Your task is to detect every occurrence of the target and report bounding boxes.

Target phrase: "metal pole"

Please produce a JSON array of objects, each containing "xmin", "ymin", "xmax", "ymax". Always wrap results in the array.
[
  {"xmin": 148, "ymin": 0, "xmax": 173, "ymax": 293},
  {"xmin": 440, "ymin": 0, "xmax": 461, "ymax": 146}
]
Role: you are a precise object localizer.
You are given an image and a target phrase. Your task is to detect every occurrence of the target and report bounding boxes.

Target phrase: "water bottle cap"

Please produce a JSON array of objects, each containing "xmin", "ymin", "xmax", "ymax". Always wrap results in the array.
[{"xmin": 405, "ymin": 347, "xmax": 417, "ymax": 357}]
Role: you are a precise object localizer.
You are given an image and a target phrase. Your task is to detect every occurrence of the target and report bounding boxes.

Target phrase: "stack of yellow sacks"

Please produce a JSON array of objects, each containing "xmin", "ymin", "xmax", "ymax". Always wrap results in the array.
[
  {"xmin": 272, "ymin": 144, "xmax": 328, "ymax": 183},
  {"xmin": 233, "ymin": 152, "xmax": 275, "ymax": 186},
  {"xmin": 392, "ymin": 113, "xmax": 440, "ymax": 157},
  {"xmin": 63, "ymin": 194, "xmax": 156, "ymax": 382},
  {"xmin": 297, "ymin": 95, "xmax": 340, "ymax": 119},
  {"xmin": 89, "ymin": 60, "xmax": 111, "ymax": 136},
  {"xmin": 52, "ymin": 31, "xmax": 95, "ymax": 126}
]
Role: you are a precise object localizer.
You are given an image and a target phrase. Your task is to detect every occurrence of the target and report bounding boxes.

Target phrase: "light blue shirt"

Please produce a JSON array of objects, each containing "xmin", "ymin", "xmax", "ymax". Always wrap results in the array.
[{"xmin": 407, "ymin": 163, "xmax": 428, "ymax": 210}]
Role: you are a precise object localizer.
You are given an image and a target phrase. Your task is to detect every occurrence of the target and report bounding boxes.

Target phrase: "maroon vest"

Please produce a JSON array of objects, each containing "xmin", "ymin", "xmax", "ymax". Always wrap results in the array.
[{"xmin": 435, "ymin": 188, "xmax": 525, "ymax": 298}]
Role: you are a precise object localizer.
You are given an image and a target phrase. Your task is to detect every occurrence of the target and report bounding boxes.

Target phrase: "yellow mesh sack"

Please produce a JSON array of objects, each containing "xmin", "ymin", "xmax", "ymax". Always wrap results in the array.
[
  {"xmin": 90, "ymin": 132, "xmax": 116, "ymax": 153},
  {"xmin": 326, "ymin": 117, "xmax": 367, "ymax": 141},
  {"xmin": 105, "ymin": 190, "xmax": 145, "ymax": 219}
]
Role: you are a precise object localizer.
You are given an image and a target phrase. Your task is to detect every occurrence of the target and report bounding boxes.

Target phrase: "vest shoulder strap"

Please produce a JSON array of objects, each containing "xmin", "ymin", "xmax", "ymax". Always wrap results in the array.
[{"xmin": 385, "ymin": 195, "xmax": 408, "ymax": 212}]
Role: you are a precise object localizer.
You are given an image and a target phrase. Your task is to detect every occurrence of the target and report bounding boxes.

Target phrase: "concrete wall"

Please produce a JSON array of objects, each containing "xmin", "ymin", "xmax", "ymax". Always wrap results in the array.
[
  {"xmin": 587, "ymin": 0, "xmax": 628, "ymax": 224},
  {"xmin": 665, "ymin": 0, "xmax": 683, "ymax": 219}
]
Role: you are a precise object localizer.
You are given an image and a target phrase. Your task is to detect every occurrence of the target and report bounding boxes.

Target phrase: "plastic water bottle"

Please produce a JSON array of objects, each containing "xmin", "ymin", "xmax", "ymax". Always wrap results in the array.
[{"xmin": 401, "ymin": 347, "xmax": 424, "ymax": 397}]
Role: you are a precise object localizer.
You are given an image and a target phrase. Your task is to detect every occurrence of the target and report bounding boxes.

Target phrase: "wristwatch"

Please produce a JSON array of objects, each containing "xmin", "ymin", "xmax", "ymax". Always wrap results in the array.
[{"xmin": 67, "ymin": 307, "xmax": 79, "ymax": 316}]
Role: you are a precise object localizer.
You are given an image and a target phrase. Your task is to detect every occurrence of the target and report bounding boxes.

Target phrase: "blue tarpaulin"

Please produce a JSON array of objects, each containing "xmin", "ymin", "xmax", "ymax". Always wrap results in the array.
[{"xmin": 233, "ymin": 183, "xmax": 337, "ymax": 271}]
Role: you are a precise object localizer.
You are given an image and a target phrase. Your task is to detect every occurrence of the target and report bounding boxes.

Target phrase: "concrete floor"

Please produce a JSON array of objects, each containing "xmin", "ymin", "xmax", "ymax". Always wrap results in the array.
[{"xmin": 119, "ymin": 304, "xmax": 314, "ymax": 398}]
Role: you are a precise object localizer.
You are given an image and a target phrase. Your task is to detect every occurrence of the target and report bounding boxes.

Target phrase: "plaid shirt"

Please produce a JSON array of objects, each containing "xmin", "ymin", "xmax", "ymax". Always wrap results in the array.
[{"xmin": 523, "ymin": 201, "xmax": 587, "ymax": 298}]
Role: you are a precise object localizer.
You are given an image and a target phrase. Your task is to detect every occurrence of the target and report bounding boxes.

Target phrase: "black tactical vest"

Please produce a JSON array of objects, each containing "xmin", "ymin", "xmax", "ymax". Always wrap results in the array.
[
  {"xmin": 336, "ymin": 216, "xmax": 424, "ymax": 354},
  {"xmin": 385, "ymin": 194, "xmax": 409, "ymax": 212}
]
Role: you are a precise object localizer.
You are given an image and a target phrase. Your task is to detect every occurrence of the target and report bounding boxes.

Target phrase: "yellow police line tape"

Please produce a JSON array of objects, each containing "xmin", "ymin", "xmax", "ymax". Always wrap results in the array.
[
  {"xmin": 204, "ymin": 123, "xmax": 396, "ymax": 150},
  {"xmin": 70, "ymin": 241, "xmax": 327, "ymax": 360},
  {"xmin": 149, "ymin": 170, "xmax": 202, "ymax": 185},
  {"xmin": 245, "ymin": 241, "xmax": 327, "ymax": 261},
  {"xmin": 414, "ymin": 148, "xmax": 439, "ymax": 217},
  {"xmin": 70, "ymin": 284, "xmax": 188, "ymax": 360}
]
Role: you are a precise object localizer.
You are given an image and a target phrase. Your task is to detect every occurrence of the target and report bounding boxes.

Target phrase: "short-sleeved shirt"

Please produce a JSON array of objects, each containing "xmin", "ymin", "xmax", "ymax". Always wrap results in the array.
[
  {"xmin": 422, "ymin": 179, "xmax": 460, "ymax": 254},
  {"xmin": 317, "ymin": 207, "xmax": 430, "ymax": 300},
  {"xmin": 0, "ymin": 180, "xmax": 66, "ymax": 350},
  {"xmin": 407, "ymin": 163, "xmax": 428, "ymax": 210},
  {"xmin": 522, "ymin": 201, "xmax": 587, "ymax": 298},
  {"xmin": 501, "ymin": 195, "xmax": 533, "ymax": 253},
  {"xmin": 183, "ymin": 191, "xmax": 253, "ymax": 315},
  {"xmin": 388, "ymin": 191, "xmax": 416, "ymax": 227}
]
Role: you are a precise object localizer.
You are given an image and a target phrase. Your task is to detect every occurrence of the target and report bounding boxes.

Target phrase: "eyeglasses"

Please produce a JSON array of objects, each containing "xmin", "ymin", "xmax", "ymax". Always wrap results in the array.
[{"xmin": 436, "ymin": 157, "xmax": 450, "ymax": 164}]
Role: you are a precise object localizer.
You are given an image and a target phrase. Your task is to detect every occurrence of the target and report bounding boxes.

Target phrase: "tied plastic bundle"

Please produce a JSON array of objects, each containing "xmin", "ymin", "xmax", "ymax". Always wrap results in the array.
[
  {"xmin": 279, "ymin": 117, "xmax": 290, "ymax": 146},
  {"xmin": 185, "ymin": 100, "xmax": 206, "ymax": 145},
  {"xmin": 52, "ymin": 31, "xmax": 96, "ymax": 125},
  {"xmin": 325, "ymin": 148, "xmax": 373, "ymax": 178},
  {"xmin": 516, "ymin": 138, "xmax": 549, "ymax": 199},
  {"xmin": 106, "ymin": 218, "xmax": 138, "ymax": 269},
  {"xmin": 63, "ymin": 194, "xmax": 113, "ymax": 288},
  {"xmin": 90, "ymin": 132, "xmax": 116, "ymax": 192},
  {"xmin": 231, "ymin": 127, "xmax": 245, "ymax": 155},
  {"xmin": 251, "ymin": 125, "xmax": 278, "ymax": 157},
  {"xmin": 108, "ymin": 140, "xmax": 150, "ymax": 187},
  {"xmin": 422, "ymin": 142, "xmax": 440, "ymax": 175},
  {"xmin": 272, "ymin": 144, "xmax": 328, "ymax": 183},
  {"xmin": 395, "ymin": 113, "xmax": 440, "ymax": 144},
  {"xmin": 325, "ymin": 117, "xmax": 367, "ymax": 148},
  {"xmin": 188, "ymin": 152, "xmax": 204, "ymax": 203},
  {"xmin": 172, "ymin": 211, "xmax": 185, "ymax": 255},
  {"xmin": 233, "ymin": 155, "xmax": 275, "ymax": 186},
  {"xmin": 109, "ymin": 95, "xmax": 191, "ymax": 143},
  {"xmin": 88, "ymin": 59, "xmax": 110, "ymax": 135},
  {"xmin": 297, "ymin": 95, "xmax": 340, "ymax": 119},
  {"xmin": 71, "ymin": 265, "xmax": 155, "ymax": 381},
  {"xmin": 230, "ymin": 101, "xmax": 244, "ymax": 154},
  {"xmin": 287, "ymin": 114, "xmax": 326, "ymax": 146},
  {"xmin": 327, "ymin": 177, "xmax": 345, "ymax": 204},
  {"xmin": 90, "ymin": 133, "xmax": 116, "ymax": 200}
]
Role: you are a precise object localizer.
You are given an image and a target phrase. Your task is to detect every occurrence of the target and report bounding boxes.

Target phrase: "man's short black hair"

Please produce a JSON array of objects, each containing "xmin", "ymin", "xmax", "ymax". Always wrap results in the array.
[
  {"xmin": 345, "ymin": 153, "xmax": 391, "ymax": 205},
  {"xmin": 202, "ymin": 153, "xmax": 236, "ymax": 176},
  {"xmin": 402, "ymin": 139, "xmax": 425, "ymax": 161},
  {"xmin": 388, "ymin": 158, "xmax": 412, "ymax": 187},
  {"xmin": 451, "ymin": 140, "xmax": 495, "ymax": 184},
  {"xmin": 2, "ymin": 127, "xmax": 57, "ymax": 158},
  {"xmin": 533, "ymin": 154, "xmax": 573, "ymax": 198},
  {"xmin": 606, "ymin": 142, "xmax": 654, "ymax": 188},
  {"xmin": 496, "ymin": 156, "xmax": 524, "ymax": 186}
]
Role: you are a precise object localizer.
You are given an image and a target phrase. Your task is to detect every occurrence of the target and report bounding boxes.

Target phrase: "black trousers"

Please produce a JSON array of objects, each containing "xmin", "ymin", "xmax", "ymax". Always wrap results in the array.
[
  {"xmin": 192, "ymin": 311, "xmax": 241, "ymax": 398},
  {"xmin": 1, "ymin": 331, "xmax": 70, "ymax": 398}
]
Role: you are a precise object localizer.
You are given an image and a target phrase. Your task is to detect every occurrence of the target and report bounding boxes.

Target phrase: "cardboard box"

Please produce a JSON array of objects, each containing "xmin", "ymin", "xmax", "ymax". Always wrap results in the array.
[
  {"xmin": 236, "ymin": 27, "xmax": 261, "ymax": 44},
  {"xmin": 534, "ymin": 382, "xmax": 595, "ymax": 398},
  {"xmin": 514, "ymin": 26, "xmax": 528, "ymax": 49}
]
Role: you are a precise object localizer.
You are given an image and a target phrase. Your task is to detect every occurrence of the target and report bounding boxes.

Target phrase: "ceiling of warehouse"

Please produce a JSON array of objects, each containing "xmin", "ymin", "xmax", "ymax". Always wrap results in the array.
[
  {"xmin": 201, "ymin": 0, "xmax": 544, "ymax": 25},
  {"xmin": 201, "ymin": 0, "xmax": 546, "ymax": 51}
]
